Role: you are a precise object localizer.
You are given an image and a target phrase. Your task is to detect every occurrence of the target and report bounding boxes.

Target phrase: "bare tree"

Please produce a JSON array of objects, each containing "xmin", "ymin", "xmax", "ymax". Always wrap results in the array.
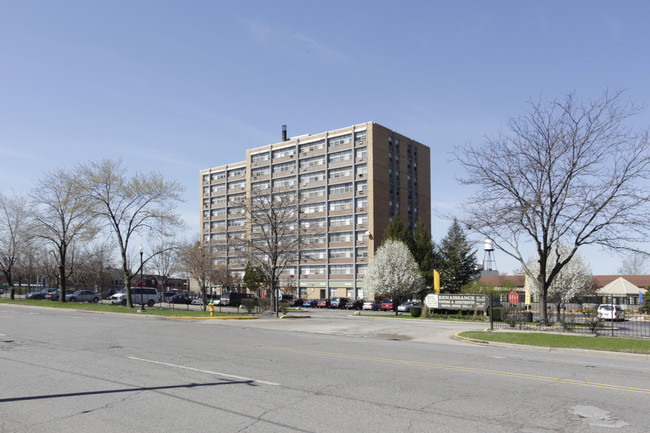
[
  {"xmin": 0, "ymin": 192, "xmax": 31, "ymax": 299},
  {"xmin": 181, "ymin": 241, "xmax": 213, "ymax": 310},
  {"xmin": 524, "ymin": 244, "xmax": 595, "ymax": 328},
  {"xmin": 456, "ymin": 90, "xmax": 650, "ymax": 324},
  {"xmin": 620, "ymin": 253, "xmax": 648, "ymax": 275},
  {"xmin": 31, "ymin": 169, "xmax": 97, "ymax": 301},
  {"xmin": 241, "ymin": 190, "xmax": 301, "ymax": 315},
  {"xmin": 79, "ymin": 159, "xmax": 185, "ymax": 307}
]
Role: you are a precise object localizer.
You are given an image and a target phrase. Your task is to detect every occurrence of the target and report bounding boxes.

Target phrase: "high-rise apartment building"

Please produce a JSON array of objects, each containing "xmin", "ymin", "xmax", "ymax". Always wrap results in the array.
[{"xmin": 200, "ymin": 122, "xmax": 430, "ymax": 300}]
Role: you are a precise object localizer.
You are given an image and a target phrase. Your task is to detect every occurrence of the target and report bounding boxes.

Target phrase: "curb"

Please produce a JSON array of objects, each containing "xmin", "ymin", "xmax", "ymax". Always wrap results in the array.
[
  {"xmin": 165, "ymin": 316, "xmax": 259, "ymax": 320},
  {"xmin": 279, "ymin": 315, "xmax": 311, "ymax": 319},
  {"xmin": 453, "ymin": 332, "xmax": 490, "ymax": 346}
]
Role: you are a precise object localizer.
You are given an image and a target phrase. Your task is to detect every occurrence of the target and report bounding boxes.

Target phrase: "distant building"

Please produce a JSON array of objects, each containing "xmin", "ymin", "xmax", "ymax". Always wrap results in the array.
[
  {"xmin": 200, "ymin": 122, "xmax": 431, "ymax": 300},
  {"xmin": 480, "ymin": 274, "xmax": 647, "ymax": 307}
]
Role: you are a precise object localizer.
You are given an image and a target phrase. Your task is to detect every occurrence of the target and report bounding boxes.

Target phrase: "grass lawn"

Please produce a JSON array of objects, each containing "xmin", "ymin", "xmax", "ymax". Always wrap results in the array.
[
  {"xmin": 0, "ymin": 298, "xmax": 248, "ymax": 317},
  {"xmin": 459, "ymin": 331, "xmax": 650, "ymax": 354}
]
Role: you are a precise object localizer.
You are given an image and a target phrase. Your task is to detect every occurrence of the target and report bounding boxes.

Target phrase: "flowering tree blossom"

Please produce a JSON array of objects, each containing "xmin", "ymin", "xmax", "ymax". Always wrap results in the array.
[
  {"xmin": 365, "ymin": 240, "xmax": 425, "ymax": 314},
  {"xmin": 525, "ymin": 244, "xmax": 594, "ymax": 323}
]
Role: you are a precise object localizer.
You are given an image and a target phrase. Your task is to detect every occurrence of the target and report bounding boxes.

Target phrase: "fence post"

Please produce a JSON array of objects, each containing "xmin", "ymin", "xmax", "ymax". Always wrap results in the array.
[{"xmin": 489, "ymin": 295, "xmax": 494, "ymax": 330}]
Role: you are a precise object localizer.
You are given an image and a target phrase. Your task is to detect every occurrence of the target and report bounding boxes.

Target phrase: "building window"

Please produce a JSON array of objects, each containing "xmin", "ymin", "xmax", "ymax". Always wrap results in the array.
[
  {"xmin": 354, "ymin": 130, "xmax": 367, "ymax": 143},
  {"xmin": 329, "ymin": 167, "xmax": 353, "ymax": 180},
  {"xmin": 329, "ymin": 183, "xmax": 353, "ymax": 195},
  {"xmin": 356, "ymin": 147, "xmax": 367, "ymax": 161},
  {"xmin": 273, "ymin": 161, "xmax": 296, "ymax": 174},
  {"xmin": 329, "ymin": 150, "xmax": 353, "ymax": 164},
  {"xmin": 329, "ymin": 199, "xmax": 352, "ymax": 211},
  {"xmin": 329, "ymin": 264, "xmax": 353, "ymax": 275},
  {"xmin": 300, "ymin": 156, "xmax": 326, "ymax": 170},
  {"xmin": 328, "ymin": 134, "xmax": 352, "ymax": 148},
  {"xmin": 251, "ymin": 152, "xmax": 270, "ymax": 164},
  {"xmin": 299, "ymin": 140, "xmax": 325, "ymax": 153},
  {"xmin": 252, "ymin": 167, "xmax": 270, "ymax": 177},
  {"xmin": 329, "ymin": 248, "xmax": 353, "ymax": 259},
  {"xmin": 299, "ymin": 170, "xmax": 326, "ymax": 184},
  {"xmin": 228, "ymin": 168, "xmax": 245, "ymax": 178},
  {"xmin": 212, "ymin": 171, "xmax": 226, "ymax": 181},
  {"xmin": 329, "ymin": 215, "xmax": 353, "ymax": 227},
  {"xmin": 272, "ymin": 147, "xmax": 295, "ymax": 159},
  {"xmin": 329, "ymin": 231, "xmax": 353, "ymax": 243}
]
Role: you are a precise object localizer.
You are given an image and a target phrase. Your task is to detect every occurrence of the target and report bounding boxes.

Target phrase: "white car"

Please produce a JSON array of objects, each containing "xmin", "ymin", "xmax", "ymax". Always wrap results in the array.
[
  {"xmin": 110, "ymin": 287, "xmax": 161, "ymax": 307},
  {"xmin": 597, "ymin": 304, "xmax": 625, "ymax": 321}
]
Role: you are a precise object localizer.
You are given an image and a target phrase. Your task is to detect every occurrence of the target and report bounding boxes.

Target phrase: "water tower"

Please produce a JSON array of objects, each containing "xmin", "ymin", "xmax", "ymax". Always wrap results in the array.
[{"xmin": 482, "ymin": 238, "xmax": 498, "ymax": 275}]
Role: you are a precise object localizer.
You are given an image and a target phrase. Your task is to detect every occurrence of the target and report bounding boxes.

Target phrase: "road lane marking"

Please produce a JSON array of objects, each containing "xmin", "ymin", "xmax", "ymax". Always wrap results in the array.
[
  {"xmin": 127, "ymin": 356, "xmax": 279, "ymax": 386},
  {"xmin": 256, "ymin": 346, "xmax": 650, "ymax": 395}
]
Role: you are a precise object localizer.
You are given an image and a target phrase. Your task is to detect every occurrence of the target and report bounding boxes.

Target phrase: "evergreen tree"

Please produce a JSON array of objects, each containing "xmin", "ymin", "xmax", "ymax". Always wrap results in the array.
[
  {"xmin": 381, "ymin": 213, "xmax": 412, "ymax": 250},
  {"xmin": 412, "ymin": 219, "xmax": 434, "ymax": 286},
  {"xmin": 437, "ymin": 219, "xmax": 480, "ymax": 293}
]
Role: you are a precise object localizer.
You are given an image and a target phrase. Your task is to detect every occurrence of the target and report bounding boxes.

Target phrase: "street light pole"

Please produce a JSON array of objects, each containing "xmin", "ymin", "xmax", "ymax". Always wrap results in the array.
[{"xmin": 138, "ymin": 246, "xmax": 145, "ymax": 313}]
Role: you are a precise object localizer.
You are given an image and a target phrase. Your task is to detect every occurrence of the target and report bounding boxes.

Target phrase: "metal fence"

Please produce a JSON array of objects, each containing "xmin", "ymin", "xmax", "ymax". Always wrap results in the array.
[{"xmin": 489, "ymin": 297, "xmax": 650, "ymax": 339}]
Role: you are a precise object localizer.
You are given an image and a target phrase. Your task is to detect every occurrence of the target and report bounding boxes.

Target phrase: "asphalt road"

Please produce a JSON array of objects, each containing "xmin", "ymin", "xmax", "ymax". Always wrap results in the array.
[{"xmin": 1, "ymin": 304, "xmax": 649, "ymax": 432}]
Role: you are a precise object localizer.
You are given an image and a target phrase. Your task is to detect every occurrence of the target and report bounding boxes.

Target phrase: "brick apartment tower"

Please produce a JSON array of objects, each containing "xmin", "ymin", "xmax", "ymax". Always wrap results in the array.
[{"xmin": 200, "ymin": 122, "xmax": 431, "ymax": 300}]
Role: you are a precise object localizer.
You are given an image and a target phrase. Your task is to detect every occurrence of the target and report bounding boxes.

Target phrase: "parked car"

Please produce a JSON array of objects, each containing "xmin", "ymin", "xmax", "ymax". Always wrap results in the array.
[
  {"xmin": 163, "ymin": 291, "xmax": 178, "ymax": 302},
  {"xmin": 65, "ymin": 290, "xmax": 101, "ymax": 303},
  {"xmin": 317, "ymin": 299, "xmax": 330, "ymax": 308},
  {"xmin": 110, "ymin": 287, "xmax": 161, "ymax": 307},
  {"xmin": 221, "ymin": 292, "xmax": 256, "ymax": 307},
  {"xmin": 597, "ymin": 304, "xmax": 625, "ymax": 321},
  {"xmin": 169, "ymin": 294, "xmax": 193, "ymax": 304},
  {"xmin": 381, "ymin": 299, "xmax": 394, "ymax": 311},
  {"xmin": 26, "ymin": 288, "xmax": 58, "ymax": 300},
  {"xmin": 302, "ymin": 299, "xmax": 318, "ymax": 308},
  {"xmin": 288, "ymin": 298, "xmax": 304, "ymax": 307},
  {"xmin": 345, "ymin": 299, "xmax": 363, "ymax": 310},
  {"xmin": 397, "ymin": 301, "xmax": 421, "ymax": 313},
  {"xmin": 330, "ymin": 297, "xmax": 350, "ymax": 308},
  {"xmin": 45, "ymin": 289, "xmax": 61, "ymax": 301},
  {"xmin": 363, "ymin": 300, "xmax": 382, "ymax": 311}
]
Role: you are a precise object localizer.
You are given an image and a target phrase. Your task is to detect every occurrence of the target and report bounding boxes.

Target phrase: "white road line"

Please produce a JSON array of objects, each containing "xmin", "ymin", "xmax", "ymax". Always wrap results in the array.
[{"xmin": 127, "ymin": 356, "xmax": 279, "ymax": 386}]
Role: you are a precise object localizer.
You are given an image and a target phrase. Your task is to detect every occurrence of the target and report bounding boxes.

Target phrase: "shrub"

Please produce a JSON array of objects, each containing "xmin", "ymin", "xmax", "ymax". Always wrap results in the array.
[
  {"xmin": 490, "ymin": 307, "xmax": 502, "ymax": 322},
  {"xmin": 240, "ymin": 298, "xmax": 257, "ymax": 313},
  {"xmin": 279, "ymin": 301, "xmax": 289, "ymax": 315},
  {"xmin": 501, "ymin": 305, "xmax": 522, "ymax": 327},
  {"xmin": 258, "ymin": 298, "xmax": 271, "ymax": 312},
  {"xmin": 410, "ymin": 306, "xmax": 422, "ymax": 317}
]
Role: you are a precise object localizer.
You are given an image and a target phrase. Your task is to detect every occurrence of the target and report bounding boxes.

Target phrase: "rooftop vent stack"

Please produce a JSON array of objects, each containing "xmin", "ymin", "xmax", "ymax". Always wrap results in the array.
[{"xmin": 282, "ymin": 125, "xmax": 287, "ymax": 141}]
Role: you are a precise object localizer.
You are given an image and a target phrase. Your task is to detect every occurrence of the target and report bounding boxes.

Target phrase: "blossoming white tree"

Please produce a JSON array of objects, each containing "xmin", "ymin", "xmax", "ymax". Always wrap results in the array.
[
  {"xmin": 524, "ymin": 244, "xmax": 595, "ymax": 325},
  {"xmin": 365, "ymin": 240, "xmax": 425, "ymax": 314}
]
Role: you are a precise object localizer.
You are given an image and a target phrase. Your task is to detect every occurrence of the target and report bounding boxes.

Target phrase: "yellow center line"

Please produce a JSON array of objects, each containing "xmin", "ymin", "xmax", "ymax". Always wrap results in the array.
[{"xmin": 254, "ymin": 345, "xmax": 650, "ymax": 394}]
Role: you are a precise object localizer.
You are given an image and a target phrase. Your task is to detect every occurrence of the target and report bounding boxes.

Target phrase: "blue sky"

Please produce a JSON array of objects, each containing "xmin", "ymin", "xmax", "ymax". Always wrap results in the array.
[{"xmin": 2, "ymin": 1, "xmax": 649, "ymax": 274}]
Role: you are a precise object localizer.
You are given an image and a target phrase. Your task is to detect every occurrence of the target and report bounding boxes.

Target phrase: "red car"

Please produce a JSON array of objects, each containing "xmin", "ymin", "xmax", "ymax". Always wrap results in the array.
[
  {"xmin": 317, "ymin": 299, "xmax": 330, "ymax": 308},
  {"xmin": 381, "ymin": 299, "xmax": 394, "ymax": 311}
]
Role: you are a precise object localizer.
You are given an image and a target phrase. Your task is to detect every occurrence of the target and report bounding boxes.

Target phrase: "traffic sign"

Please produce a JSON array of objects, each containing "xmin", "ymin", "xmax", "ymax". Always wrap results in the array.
[{"xmin": 508, "ymin": 291, "xmax": 519, "ymax": 304}]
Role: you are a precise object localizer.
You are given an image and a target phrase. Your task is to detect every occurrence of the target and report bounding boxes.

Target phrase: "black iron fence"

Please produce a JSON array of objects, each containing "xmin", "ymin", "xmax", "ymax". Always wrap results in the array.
[{"xmin": 489, "ymin": 296, "xmax": 650, "ymax": 339}]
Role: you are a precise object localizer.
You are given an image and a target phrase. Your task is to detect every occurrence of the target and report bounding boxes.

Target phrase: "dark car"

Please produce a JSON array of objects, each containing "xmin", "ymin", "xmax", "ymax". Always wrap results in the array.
[
  {"xmin": 26, "ymin": 288, "xmax": 58, "ymax": 300},
  {"xmin": 288, "ymin": 298, "xmax": 304, "ymax": 307},
  {"xmin": 317, "ymin": 299, "xmax": 330, "ymax": 308},
  {"xmin": 330, "ymin": 297, "xmax": 350, "ymax": 309},
  {"xmin": 345, "ymin": 299, "xmax": 363, "ymax": 310},
  {"xmin": 45, "ymin": 289, "xmax": 61, "ymax": 301},
  {"xmin": 381, "ymin": 299, "xmax": 394, "ymax": 311},
  {"xmin": 169, "ymin": 294, "xmax": 193, "ymax": 304},
  {"xmin": 302, "ymin": 299, "xmax": 318, "ymax": 308},
  {"xmin": 163, "ymin": 291, "xmax": 178, "ymax": 302}
]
